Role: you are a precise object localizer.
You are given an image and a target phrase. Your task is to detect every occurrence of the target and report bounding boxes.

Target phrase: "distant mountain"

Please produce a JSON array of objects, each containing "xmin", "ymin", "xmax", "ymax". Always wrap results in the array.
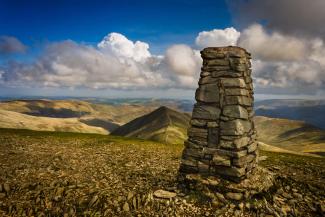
[
  {"xmin": 111, "ymin": 106, "xmax": 191, "ymax": 144},
  {"xmin": 1, "ymin": 99, "xmax": 324, "ymax": 156},
  {"xmin": 0, "ymin": 109, "xmax": 108, "ymax": 134},
  {"xmin": 255, "ymin": 99, "xmax": 325, "ymax": 129},
  {"xmin": 0, "ymin": 99, "xmax": 157, "ymax": 132},
  {"xmin": 254, "ymin": 116, "xmax": 325, "ymax": 156},
  {"xmin": 0, "ymin": 99, "xmax": 94, "ymax": 118},
  {"xmin": 111, "ymin": 104, "xmax": 325, "ymax": 155}
]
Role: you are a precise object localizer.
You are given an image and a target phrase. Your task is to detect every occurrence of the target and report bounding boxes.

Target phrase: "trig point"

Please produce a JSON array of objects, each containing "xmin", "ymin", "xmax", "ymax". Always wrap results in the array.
[{"xmin": 179, "ymin": 46, "xmax": 274, "ymax": 201}]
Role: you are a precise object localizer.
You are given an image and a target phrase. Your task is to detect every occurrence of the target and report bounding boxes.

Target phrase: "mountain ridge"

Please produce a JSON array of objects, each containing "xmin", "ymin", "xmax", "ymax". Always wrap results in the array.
[
  {"xmin": 0, "ymin": 99, "xmax": 158, "ymax": 132},
  {"xmin": 0, "ymin": 109, "xmax": 109, "ymax": 134},
  {"xmin": 111, "ymin": 106, "xmax": 190, "ymax": 144}
]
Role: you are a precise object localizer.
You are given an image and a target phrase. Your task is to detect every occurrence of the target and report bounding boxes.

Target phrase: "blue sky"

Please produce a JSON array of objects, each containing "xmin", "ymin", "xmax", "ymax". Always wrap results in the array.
[
  {"xmin": 0, "ymin": 0, "xmax": 231, "ymax": 55},
  {"xmin": 0, "ymin": 0, "xmax": 324, "ymax": 99}
]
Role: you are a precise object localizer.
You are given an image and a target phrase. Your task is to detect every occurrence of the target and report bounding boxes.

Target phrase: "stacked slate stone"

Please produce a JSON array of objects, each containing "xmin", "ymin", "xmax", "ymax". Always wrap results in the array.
[{"xmin": 180, "ymin": 46, "xmax": 258, "ymax": 182}]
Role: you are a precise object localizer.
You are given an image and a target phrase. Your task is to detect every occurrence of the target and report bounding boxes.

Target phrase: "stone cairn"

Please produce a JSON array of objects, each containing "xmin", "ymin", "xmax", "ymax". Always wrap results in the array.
[{"xmin": 179, "ymin": 46, "xmax": 273, "ymax": 200}]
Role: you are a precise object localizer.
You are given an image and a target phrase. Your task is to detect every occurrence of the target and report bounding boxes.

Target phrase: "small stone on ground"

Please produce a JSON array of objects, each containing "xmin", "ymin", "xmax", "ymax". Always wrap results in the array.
[{"xmin": 153, "ymin": 189, "xmax": 176, "ymax": 199}]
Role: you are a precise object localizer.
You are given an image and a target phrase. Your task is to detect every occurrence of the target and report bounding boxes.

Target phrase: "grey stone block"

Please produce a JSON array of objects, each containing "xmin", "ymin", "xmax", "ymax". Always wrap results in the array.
[
  {"xmin": 195, "ymin": 84, "xmax": 220, "ymax": 103},
  {"xmin": 225, "ymin": 88, "xmax": 250, "ymax": 96},
  {"xmin": 192, "ymin": 104, "xmax": 221, "ymax": 120},
  {"xmin": 233, "ymin": 154, "xmax": 255, "ymax": 167},
  {"xmin": 223, "ymin": 105, "xmax": 248, "ymax": 119},
  {"xmin": 212, "ymin": 155, "xmax": 231, "ymax": 166},
  {"xmin": 220, "ymin": 78, "xmax": 246, "ymax": 88},
  {"xmin": 220, "ymin": 119, "xmax": 251, "ymax": 136},
  {"xmin": 224, "ymin": 96, "xmax": 252, "ymax": 106},
  {"xmin": 247, "ymin": 142, "xmax": 258, "ymax": 153}
]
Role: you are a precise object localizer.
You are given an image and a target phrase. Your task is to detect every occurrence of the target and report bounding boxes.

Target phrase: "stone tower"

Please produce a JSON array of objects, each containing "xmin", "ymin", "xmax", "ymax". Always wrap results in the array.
[{"xmin": 179, "ymin": 46, "xmax": 258, "ymax": 183}]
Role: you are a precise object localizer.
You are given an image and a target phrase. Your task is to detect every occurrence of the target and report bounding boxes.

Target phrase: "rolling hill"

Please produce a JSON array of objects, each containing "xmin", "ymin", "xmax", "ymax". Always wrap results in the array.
[
  {"xmin": 111, "ymin": 106, "xmax": 191, "ymax": 144},
  {"xmin": 258, "ymin": 142, "xmax": 321, "ymax": 157},
  {"xmin": 0, "ymin": 109, "xmax": 108, "ymax": 134},
  {"xmin": 254, "ymin": 116, "xmax": 325, "ymax": 156},
  {"xmin": 112, "ymin": 108, "xmax": 325, "ymax": 155},
  {"xmin": 0, "ymin": 99, "xmax": 158, "ymax": 132},
  {"xmin": 1, "ymin": 99, "xmax": 324, "ymax": 156},
  {"xmin": 0, "ymin": 99, "xmax": 95, "ymax": 117}
]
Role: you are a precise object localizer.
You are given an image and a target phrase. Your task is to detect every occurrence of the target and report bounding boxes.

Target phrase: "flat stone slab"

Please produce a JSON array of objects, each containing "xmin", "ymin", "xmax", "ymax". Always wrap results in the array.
[{"xmin": 153, "ymin": 190, "xmax": 177, "ymax": 199}]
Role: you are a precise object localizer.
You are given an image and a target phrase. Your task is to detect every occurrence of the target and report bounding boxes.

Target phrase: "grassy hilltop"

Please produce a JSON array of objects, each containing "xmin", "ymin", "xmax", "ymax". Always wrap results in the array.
[{"xmin": 0, "ymin": 128, "xmax": 324, "ymax": 216}]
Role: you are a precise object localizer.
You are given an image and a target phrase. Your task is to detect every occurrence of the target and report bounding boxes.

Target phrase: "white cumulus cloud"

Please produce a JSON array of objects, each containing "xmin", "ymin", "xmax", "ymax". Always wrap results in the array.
[
  {"xmin": 0, "ymin": 34, "xmax": 202, "ymax": 90},
  {"xmin": 165, "ymin": 44, "xmax": 202, "ymax": 87},
  {"xmin": 238, "ymin": 24, "xmax": 306, "ymax": 61},
  {"xmin": 195, "ymin": 27, "xmax": 240, "ymax": 48},
  {"xmin": 194, "ymin": 25, "xmax": 325, "ymax": 93},
  {"xmin": 1, "ymin": 26, "xmax": 325, "ymax": 95},
  {"xmin": 97, "ymin": 32, "xmax": 151, "ymax": 62},
  {"xmin": 1, "ymin": 40, "xmax": 162, "ymax": 89},
  {"xmin": 166, "ymin": 44, "xmax": 201, "ymax": 76},
  {"xmin": 239, "ymin": 24, "xmax": 325, "ymax": 93}
]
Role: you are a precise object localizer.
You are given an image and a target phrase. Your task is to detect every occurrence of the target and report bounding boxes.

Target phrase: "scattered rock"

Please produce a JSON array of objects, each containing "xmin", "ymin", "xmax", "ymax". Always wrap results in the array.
[
  {"xmin": 226, "ymin": 192, "xmax": 243, "ymax": 201},
  {"xmin": 122, "ymin": 202, "xmax": 130, "ymax": 212},
  {"xmin": 319, "ymin": 200, "xmax": 325, "ymax": 213},
  {"xmin": 3, "ymin": 183, "xmax": 10, "ymax": 194},
  {"xmin": 153, "ymin": 190, "xmax": 176, "ymax": 199},
  {"xmin": 293, "ymin": 192, "xmax": 303, "ymax": 200},
  {"xmin": 127, "ymin": 191, "xmax": 134, "ymax": 200},
  {"xmin": 234, "ymin": 210, "xmax": 241, "ymax": 216},
  {"xmin": 289, "ymin": 199, "xmax": 298, "ymax": 206},
  {"xmin": 238, "ymin": 202, "xmax": 244, "ymax": 210},
  {"xmin": 0, "ymin": 96, "xmax": 323, "ymax": 216},
  {"xmin": 281, "ymin": 205, "xmax": 291, "ymax": 214},
  {"xmin": 282, "ymin": 192, "xmax": 293, "ymax": 199},
  {"xmin": 88, "ymin": 195, "xmax": 98, "ymax": 207},
  {"xmin": 215, "ymin": 193, "xmax": 227, "ymax": 203}
]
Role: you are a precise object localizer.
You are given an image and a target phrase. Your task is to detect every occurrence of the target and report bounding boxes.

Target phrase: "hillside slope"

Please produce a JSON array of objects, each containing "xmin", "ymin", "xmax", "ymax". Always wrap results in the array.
[
  {"xmin": 112, "ymin": 106, "xmax": 325, "ymax": 155},
  {"xmin": 258, "ymin": 142, "xmax": 320, "ymax": 157},
  {"xmin": 1, "ymin": 99, "xmax": 324, "ymax": 156},
  {"xmin": 0, "ymin": 99, "xmax": 157, "ymax": 132},
  {"xmin": 111, "ymin": 106, "xmax": 190, "ymax": 144},
  {"xmin": 254, "ymin": 116, "xmax": 325, "ymax": 155},
  {"xmin": 0, "ymin": 99, "xmax": 95, "ymax": 117},
  {"xmin": 0, "ymin": 109, "xmax": 108, "ymax": 134}
]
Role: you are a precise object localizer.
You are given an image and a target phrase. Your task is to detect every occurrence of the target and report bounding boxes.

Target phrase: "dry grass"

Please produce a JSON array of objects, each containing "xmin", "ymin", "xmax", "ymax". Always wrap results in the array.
[
  {"xmin": 258, "ymin": 142, "xmax": 321, "ymax": 157},
  {"xmin": 0, "ymin": 109, "xmax": 108, "ymax": 134},
  {"xmin": 254, "ymin": 116, "xmax": 325, "ymax": 155},
  {"xmin": 0, "ymin": 128, "xmax": 324, "ymax": 216},
  {"xmin": 0, "ymin": 100, "xmax": 157, "ymax": 125}
]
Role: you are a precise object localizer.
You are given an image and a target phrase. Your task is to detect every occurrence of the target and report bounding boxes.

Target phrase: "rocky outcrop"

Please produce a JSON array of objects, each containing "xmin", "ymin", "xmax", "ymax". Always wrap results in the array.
[{"xmin": 179, "ymin": 46, "xmax": 258, "ymax": 182}]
